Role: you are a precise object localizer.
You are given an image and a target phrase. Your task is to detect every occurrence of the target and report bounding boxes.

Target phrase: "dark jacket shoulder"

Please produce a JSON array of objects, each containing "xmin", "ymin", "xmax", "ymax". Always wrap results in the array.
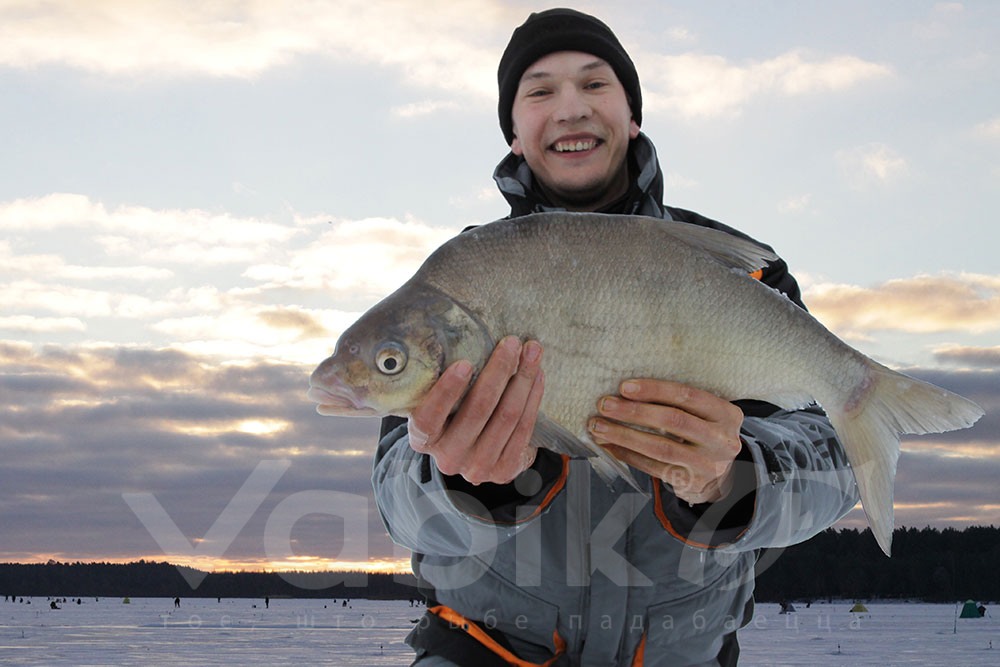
[{"xmin": 666, "ymin": 206, "xmax": 805, "ymax": 310}]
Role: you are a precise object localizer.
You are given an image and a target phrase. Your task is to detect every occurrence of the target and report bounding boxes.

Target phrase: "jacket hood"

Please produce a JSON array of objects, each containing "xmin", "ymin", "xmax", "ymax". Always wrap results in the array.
[{"xmin": 492, "ymin": 132, "xmax": 668, "ymax": 219}]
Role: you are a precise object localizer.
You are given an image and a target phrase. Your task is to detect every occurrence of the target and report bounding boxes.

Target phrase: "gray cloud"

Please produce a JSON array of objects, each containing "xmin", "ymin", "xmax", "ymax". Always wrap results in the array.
[
  {"xmin": 2, "ymin": 343, "xmax": 997, "ymax": 569},
  {"xmin": 933, "ymin": 344, "xmax": 1000, "ymax": 368},
  {"xmin": 257, "ymin": 307, "xmax": 329, "ymax": 340},
  {"xmin": 0, "ymin": 343, "xmax": 391, "ymax": 567}
]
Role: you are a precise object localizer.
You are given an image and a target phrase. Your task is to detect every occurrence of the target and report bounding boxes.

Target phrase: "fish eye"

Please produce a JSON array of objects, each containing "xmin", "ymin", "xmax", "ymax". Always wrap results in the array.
[{"xmin": 374, "ymin": 342, "xmax": 407, "ymax": 376}]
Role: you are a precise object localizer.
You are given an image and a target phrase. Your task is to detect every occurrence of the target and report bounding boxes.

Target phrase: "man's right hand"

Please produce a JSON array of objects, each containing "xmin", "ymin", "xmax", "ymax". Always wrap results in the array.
[{"xmin": 406, "ymin": 336, "xmax": 544, "ymax": 485}]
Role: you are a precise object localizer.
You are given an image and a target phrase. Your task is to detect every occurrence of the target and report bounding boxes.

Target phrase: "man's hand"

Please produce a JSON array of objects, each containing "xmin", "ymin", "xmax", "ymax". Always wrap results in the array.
[
  {"xmin": 587, "ymin": 379, "xmax": 744, "ymax": 504},
  {"xmin": 407, "ymin": 336, "xmax": 544, "ymax": 485}
]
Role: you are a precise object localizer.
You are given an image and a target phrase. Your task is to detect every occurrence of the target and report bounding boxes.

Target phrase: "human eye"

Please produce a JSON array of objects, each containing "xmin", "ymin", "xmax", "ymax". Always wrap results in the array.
[{"xmin": 524, "ymin": 86, "xmax": 552, "ymax": 98}]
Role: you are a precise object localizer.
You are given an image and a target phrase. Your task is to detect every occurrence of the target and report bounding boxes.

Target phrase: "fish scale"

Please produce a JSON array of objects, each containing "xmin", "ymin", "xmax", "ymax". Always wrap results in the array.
[{"xmin": 308, "ymin": 211, "xmax": 984, "ymax": 555}]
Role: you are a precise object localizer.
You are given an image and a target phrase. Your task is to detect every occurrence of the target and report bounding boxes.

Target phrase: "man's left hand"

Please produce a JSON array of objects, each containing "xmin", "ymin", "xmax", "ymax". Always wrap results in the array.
[{"xmin": 587, "ymin": 379, "xmax": 744, "ymax": 504}]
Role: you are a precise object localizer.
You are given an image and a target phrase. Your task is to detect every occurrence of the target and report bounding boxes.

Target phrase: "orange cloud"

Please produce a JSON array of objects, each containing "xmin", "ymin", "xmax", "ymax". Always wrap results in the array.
[{"xmin": 805, "ymin": 272, "xmax": 1000, "ymax": 335}]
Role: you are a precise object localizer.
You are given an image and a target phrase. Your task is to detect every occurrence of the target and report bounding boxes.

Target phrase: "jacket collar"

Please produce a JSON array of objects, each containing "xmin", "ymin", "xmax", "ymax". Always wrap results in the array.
[{"xmin": 492, "ymin": 132, "xmax": 669, "ymax": 219}]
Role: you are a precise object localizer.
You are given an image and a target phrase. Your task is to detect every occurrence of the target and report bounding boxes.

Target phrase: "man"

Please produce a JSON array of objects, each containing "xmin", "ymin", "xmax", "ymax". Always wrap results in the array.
[{"xmin": 374, "ymin": 8, "xmax": 859, "ymax": 666}]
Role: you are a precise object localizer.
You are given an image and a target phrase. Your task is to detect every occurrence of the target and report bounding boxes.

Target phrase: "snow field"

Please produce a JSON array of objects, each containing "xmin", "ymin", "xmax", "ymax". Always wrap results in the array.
[{"xmin": 1, "ymin": 598, "xmax": 996, "ymax": 665}]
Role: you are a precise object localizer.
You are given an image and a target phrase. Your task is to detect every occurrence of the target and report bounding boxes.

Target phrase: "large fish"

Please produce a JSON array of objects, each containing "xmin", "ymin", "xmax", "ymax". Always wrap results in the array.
[{"xmin": 308, "ymin": 212, "xmax": 983, "ymax": 555}]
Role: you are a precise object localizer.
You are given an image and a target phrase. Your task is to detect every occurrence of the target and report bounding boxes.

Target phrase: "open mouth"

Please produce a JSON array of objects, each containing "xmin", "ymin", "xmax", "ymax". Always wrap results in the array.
[
  {"xmin": 307, "ymin": 384, "xmax": 374, "ymax": 416},
  {"xmin": 552, "ymin": 138, "xmax": 601, "ymax": 153}
]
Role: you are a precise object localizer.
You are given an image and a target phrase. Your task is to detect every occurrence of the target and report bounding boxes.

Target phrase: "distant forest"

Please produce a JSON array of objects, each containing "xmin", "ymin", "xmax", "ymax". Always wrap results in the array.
[{"xmin": 2, "ymin": 526, "xmax": 997, "ymax": 603}]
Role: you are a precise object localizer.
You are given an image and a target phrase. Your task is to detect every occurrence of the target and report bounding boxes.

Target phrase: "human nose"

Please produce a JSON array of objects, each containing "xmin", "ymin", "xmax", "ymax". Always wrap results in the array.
[{"xmin": 552, "ymin": 86, "xmax": 591, "ymax": 124}]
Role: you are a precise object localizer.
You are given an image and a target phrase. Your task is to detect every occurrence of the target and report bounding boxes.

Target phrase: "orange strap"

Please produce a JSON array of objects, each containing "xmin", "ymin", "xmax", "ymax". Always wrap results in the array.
[
  {"xmin": 520, "ymin": 455, "xmax": 570, "ymax": 523},
  {"xmin": 651, "ymin": 482, "xmax": 714, "ymax": 549},
  {"xmin": 651, "ymin": 441, "xmax": 754, "ymax": 548},
  {"xmin": 749, "ymin": 269, "xmax": 764, "ymax": 281},
  {"xmin": 428, "ymin": 604, "xmax": 567, "ymax": 667},
  {"xmin": 631, "ymin": 633, "xmax": 647, "ymax": 666},
  {"xmin": 463, "ymin": 455, "xmax": 570, "ymax": 526}
]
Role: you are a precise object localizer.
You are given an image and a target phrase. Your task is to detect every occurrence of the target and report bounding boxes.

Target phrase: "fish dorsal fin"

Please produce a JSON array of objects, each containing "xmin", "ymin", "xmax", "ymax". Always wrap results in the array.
[
  {"xmin": 649, "ymin": 217, "xmax": 779, "ymax": 273},
  {"xmin": 512, "ymin": 212, "xmax": 779, "ymax": 274}
]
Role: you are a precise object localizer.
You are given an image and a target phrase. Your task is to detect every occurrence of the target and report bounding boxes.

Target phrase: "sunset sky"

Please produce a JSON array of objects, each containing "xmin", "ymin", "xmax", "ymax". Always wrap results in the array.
[{"xmin": 1, "ymin": 1, "xmax": 997, "ymax": 575}]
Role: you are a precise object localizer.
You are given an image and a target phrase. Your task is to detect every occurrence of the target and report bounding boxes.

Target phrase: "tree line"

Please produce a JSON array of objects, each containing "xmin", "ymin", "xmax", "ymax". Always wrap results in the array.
[
  {"xmin": 0, "ymin": 560, "xmax": 418, "ymax": 601},
  {"xmin": 2, "ymin": 525, "xmax": 997, "ymax": 602},
  {"xmin": 753, "ymin": 525, "xmax": 999, "ymax": 602}
]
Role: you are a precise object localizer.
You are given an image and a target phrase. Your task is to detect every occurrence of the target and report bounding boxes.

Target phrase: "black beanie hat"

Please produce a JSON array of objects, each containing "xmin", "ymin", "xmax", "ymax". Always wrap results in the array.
[{"xmin": 497, "ymin": 8, "xmax": 641, "ymax": 145}]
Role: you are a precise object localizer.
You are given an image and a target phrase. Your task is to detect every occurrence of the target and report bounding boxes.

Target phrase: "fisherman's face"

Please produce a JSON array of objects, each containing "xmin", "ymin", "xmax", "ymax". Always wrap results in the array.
[{"xmin": 510, "ymin": 51, "xmax": 640, "ymax": 211}]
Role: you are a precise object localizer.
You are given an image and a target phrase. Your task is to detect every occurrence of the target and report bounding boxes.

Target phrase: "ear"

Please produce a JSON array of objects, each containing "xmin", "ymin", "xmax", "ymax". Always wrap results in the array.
[
  {"xmin": 628, "ymin": 119, "xmax": 640, "ymax": 140},
  {"xmin": 511, "ymin": 132, "xmax": 523, "ymax": 156}
]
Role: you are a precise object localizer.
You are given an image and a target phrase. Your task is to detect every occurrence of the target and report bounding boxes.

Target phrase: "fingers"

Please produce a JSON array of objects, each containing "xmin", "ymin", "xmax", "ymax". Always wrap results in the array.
[
  {"xmin": 472, "ymin": 341, "xmax": 542, "ymax": 454},
  {"xmin": 408, "ymin": 337, "xmax": 545, "ymax": 486},
  {"xmin": 408, "ymin": 359, "xmax": 474, "ymax": 451},
  {"xmin": 590, "ymin": 380, "xmax": 742, "ymax": 460},
  {"xmin": 588, "ymin": 378, "xmax": 744, "ymax": 504},
  {"xmin": 614, "ymin": 379, "xmax": 745, "ymax": 430},
  {"xmin": 602, "ymin": 439, "xmax": 734, "ymax": 504}
]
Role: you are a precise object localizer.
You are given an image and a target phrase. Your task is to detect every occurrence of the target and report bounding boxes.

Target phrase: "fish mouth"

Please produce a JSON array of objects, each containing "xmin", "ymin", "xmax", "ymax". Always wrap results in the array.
[{"xmin": 307, "ymin": 383, "xmax": 377, "ymax": 417}]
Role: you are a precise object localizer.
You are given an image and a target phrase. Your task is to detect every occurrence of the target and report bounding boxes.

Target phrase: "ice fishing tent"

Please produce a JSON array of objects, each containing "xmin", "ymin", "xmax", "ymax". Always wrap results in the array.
[
  {"xmin": 959, "ymin": 600, "xmax": 982, "ymax": 618},
  {"xmin": 850, "ymin": 603, "xmax": 869, "ymax": 613}
]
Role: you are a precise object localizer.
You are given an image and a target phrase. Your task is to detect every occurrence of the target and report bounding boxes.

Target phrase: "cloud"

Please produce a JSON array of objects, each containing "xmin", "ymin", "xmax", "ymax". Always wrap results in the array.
[
  {"xmin": 448, "ymin": 187, "xmax": 503, "ymax": 209},
  {"xmin": 804, "ymin": 272, "xmax": 1000, "ymax": 336},
  {"xmin": 0, "ymin": 194, "xmax": 300, "ymax": 265},
  {"xmin": 0, "ymin": 3, "xmax": 896, "ymax": 122},
  {"xmin": 911, "ymin": 2, "xmax": 966, "ymax": 40},
  {"xmin": 778, "ymin": 194, "xmax": 813, "ymax": 214},
  {"xmin": 0, "ymin": 342, "xmax": 393, "ymax": 566},
  {"xmin": 149, "ymin": 304, "xmax": 350, "ymax": 366},
  {"xmin": 1, "ymin": 242, "xmax": 172, "ymax": 284},
  {"xmin": 835, "ymin": 143, "xmax": 909, "ymax": 188},
  {"xmin": 0, "ymin": 279, "xmax": 147, "ymax": 319},
  {"xmin": 933, "ymin": 344, "xmax": 1000, "ymax": 368},
  {"xmin": 243, "ymin": 214, "xmax": 457, "ymax": 302},
  {"xmin": 639, "ymin": 50, "xmax": 892, "ymax": 119},
  {"xmin": 663, "ymin": 172, "xmax": 700, "ymax": 191},
  {"xmin": 974, "ymin": 116, "xmax": 1000, "ymax": 139},
  {"xmin": 257, "ymin": 307, "xmax": 328, "ymax": 340},
  {"xmin": 391, "ymin": 99, "xmax": 463, "ymax": 118},
  {"xmin": 4, "ymin": 343, "xmax": 997, "ymax": 566},
  {"xmin": 0, "ymin": 0, "xmax": 504, "ymax": 99},
  {"xmin": 0, "ymin": 315, "xmax": 86, "ymax": 334},
  {"xmin": 0, "ymin": 193, "xmax": 466, "ymax": 368},
  {"xmin": 663, "ymin": 26, "xmax": 697, "ymax": 45}
]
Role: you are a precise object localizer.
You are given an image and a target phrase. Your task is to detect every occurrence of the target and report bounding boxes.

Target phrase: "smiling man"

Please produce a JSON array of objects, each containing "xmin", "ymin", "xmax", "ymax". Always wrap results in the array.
[
  {"xmin": 374, "ymin": 8, "xmax": 859, "ymax": 666},
  {"xmin": 507, "ymin": 51, "xmax": 640, "ymax": 210}
]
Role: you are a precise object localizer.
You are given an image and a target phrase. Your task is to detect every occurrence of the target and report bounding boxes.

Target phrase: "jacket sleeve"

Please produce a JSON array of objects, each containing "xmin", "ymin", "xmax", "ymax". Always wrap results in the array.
[
  {"xmin": 655, "ymin": 406, "xmax": 859, "ymax": 550},
  {"xmin": 735, "ymin": 407, "xmax": 860, "ymax": 548},
  {"xmin": 372, "ymin": 422, "xmax": 566, "ymax": 557}
]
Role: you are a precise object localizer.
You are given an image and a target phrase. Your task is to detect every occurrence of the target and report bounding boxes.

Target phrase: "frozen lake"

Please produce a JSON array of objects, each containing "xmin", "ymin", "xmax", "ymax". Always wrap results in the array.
[{"xmin": 1, "ymin": 597, "xmax": 996, "ymax": 665}]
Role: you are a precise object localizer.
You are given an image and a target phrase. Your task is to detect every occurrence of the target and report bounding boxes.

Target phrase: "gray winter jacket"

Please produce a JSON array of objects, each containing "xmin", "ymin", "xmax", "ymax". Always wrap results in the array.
[{"xmin": 374, "ymin": 134, "xmax": 860, "ymax": 666}]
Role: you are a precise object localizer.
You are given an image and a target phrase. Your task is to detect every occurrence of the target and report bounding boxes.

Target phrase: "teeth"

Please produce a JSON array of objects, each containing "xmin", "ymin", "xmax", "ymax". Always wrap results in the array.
[{"xmin": 555, "ymin": 140, "xmax": 596, "ymax": 152}]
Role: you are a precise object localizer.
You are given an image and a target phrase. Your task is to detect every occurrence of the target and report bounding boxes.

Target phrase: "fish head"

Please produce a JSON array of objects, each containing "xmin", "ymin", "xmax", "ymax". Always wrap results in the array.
[{"xmin": 308, "ymin": 285, "xmax": 492, "ymax": 418}]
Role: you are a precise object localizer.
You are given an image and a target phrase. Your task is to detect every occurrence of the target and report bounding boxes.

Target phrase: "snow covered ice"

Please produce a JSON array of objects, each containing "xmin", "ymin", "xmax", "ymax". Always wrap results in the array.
[
  {"xmin": 2, "ymin": 597, "xmax": 416, "ymax": 666},
  {"xmin": 2, "ymin": 597, "xmax": 997, "ymax": 665}
]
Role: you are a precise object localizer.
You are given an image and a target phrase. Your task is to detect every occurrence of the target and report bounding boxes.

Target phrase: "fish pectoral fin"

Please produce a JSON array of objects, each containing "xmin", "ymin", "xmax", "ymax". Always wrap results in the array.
[{"xmin": 531, "ymin": 413, "xmax": 645, "ymax": 494}]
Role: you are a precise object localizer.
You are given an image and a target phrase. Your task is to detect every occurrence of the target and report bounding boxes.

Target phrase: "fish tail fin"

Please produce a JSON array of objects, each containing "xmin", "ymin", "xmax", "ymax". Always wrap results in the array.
[
  {"xmin": 828, "ymin": 362, "xmax": 984, "ymax": 557},
  {"xmin": 532, "ymin": 413, "xmax": 645, "ymax": 494}
]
